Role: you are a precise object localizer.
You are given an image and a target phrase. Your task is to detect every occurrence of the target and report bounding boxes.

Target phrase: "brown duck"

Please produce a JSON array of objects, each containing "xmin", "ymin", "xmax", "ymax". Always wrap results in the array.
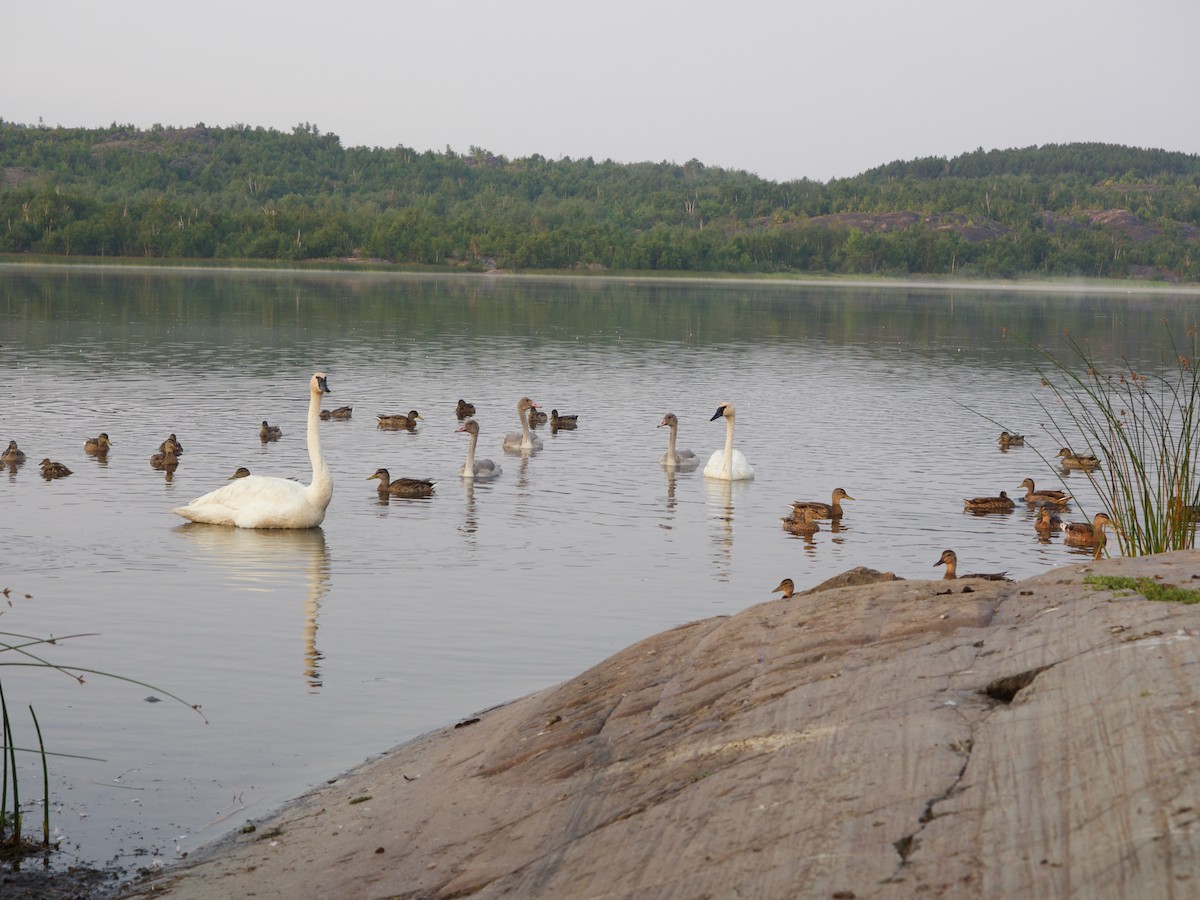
[
  {"xmin": 793, "ymin": 487, "xmax": 854, "ymax": 519},
  {"xmin": 934, "ymin": 550, "xmax": 1011, "ymax": 581},
  {"xmin": 368, "ymin": 468, "xmax": 435, "ymax": 498}
]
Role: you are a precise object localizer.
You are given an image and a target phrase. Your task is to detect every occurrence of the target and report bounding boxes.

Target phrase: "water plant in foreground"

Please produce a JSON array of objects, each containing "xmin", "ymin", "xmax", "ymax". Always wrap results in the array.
[
  {"xmin": 1028, "ymin": 325, "xmax": 1200, "ymax": 557},
  {"xmin": 1, "ymin": 587, "xmax": 205, "ymax": 861}
]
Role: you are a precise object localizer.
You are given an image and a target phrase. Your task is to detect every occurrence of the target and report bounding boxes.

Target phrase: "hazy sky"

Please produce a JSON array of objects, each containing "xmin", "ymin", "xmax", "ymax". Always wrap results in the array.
[{"xmin": 5, "ymin": 1, "xmax": 1198, "ymax": 183}]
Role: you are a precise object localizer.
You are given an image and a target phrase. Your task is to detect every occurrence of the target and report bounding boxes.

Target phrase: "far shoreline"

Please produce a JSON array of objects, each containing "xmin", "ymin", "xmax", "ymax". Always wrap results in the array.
[{"xmin": 3, "ymin": 254, "xmax": 1200, "ymax": 297}]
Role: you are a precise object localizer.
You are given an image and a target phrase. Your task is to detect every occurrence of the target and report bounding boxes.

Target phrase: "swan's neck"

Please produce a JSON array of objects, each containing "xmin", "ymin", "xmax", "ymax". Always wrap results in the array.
[
  {"xmin": 307, "ymin": 385, "xmax": 332, "ymax": 502},
  {"xmin": 464, "ymin": 430, "xmax": 478, "ymax": 475},
  {"xmin": 721, "ymin": 415, "xmax": 735, "ymax": 474},
  {"xmin": 666, "ymin": 423, "xmax": 678, "ymax": 461},
  {"xmin": 519, "ymin": 406, "xmax": 532, "ymax": 447}
]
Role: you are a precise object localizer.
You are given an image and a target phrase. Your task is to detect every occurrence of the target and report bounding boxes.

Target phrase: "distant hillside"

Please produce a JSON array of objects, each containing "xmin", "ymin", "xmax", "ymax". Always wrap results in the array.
[{"xmin": 2, "ymin": 121, "xmax": 1198, "ymax": 281}]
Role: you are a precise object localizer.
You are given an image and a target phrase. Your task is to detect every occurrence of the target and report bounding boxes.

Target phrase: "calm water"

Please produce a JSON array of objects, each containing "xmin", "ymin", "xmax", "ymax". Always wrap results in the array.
[{"xmin": 1, "ymin": 264, "xmax": 1197, "ymax": 877}]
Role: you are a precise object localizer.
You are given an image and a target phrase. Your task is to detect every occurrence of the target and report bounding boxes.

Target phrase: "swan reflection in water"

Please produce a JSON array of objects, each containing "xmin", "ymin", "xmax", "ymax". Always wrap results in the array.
[
  {"xmin": 704, "ymin": 478, "xmax": 736, "ymax": 582},
  {"xmin": 174, "ymin": 524, "xmax": 331, "ymax": 690}
]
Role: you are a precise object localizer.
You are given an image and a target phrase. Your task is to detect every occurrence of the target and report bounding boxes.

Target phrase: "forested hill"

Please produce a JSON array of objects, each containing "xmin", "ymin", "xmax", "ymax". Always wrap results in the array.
[{"xmin": 2, "ymin": 121, "xmax": 1199, "ymax": 282}]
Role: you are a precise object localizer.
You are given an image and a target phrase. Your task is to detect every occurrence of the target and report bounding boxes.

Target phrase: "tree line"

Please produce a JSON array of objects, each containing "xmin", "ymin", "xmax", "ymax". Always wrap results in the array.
[{"xmin": 1, "ymin": 121, "xmax": 1198, "ymax": 281}]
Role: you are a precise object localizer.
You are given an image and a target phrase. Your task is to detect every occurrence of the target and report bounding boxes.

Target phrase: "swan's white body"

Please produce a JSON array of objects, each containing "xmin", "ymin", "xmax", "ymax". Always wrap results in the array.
[
  {"xmin": 704, "ymin": 402, "xmax": 755, "ymax": 481},
  {"xmin": 456, "ymin": 419, "xmax": 502, "ymax": 479},
  {"xmin": 502, "ymin": 397, "xmax": 543, "ymax": 452},
  {"xmin": 173, "ymin": 373, "xmax": 333, "ymax": 529},
  {"xmin": 658, "ymin": 413, "xmax": 699, "ymax": 470}
]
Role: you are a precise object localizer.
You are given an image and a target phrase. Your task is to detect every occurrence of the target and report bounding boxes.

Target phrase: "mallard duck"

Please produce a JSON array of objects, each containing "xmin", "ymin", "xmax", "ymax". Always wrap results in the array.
[
  {"xmin": 260, "ymin": 420, "xmax": 283, "ymax": 441},
  {"xmin": 528, "ymin": 406, "xmax": 548, "ymax": 426},
  {"xmin": 1058, "ymin": 447, "xmax": 1100, "ymax": 470},
  {"xmin": 793, "ymin": 487, "xmax": 855, "ymax": 519},
  {"xmin": 150, "ymin": 443, "xmax": 179, "ymax": 470},
  {"xmin": 159, "ymin": 434, "xmax": 183, "ymax": 455},
  {"xmin": 2, "ymin": 440, "xmax": 27, "ymax": 464},
  {"xmin": 230, "ymin": 467, "xmax": 251, "ymax": 479},
  {"xmin": 771, "ymin": 578, "xmax": 796, "ymax": 600},
  {"xmin": 320, "ymin": 406, "xmax": 353, "ymax": 421},
  {"xmin": 998, "ymin": 430, "xmax": 1025, "ymax": 447},
  {"xmin": 1034, "ymin": 507, "xmax": 1064, "ymax": 535},
  {"xmin": 781, "ymin": 507, "xmax": 820, "ymax": 535},
  {"xmin": 657, "ymin": 413, "xmax": 699, "ymax": 469},
  {"xmin": 455, "ymin": 399, "xmax": 476, "ymax": 420},
  {"xmin": 377, "ymin": 410, "xmax": 422, "ymax": 429},
  {"xmin": 368, "ymin": 468, "xmax": 435, "ymax": 498},
  {"xmin": 550, "ymin": 409, "xmax": 579, "ymax": 431},
  {"xmin": 963, "ymin": 491, "xmax": 1016, "ymax": 512},
  {"xmin": 934, "ymin": 549, "xmax": 1011, "ymax": 581},
  {"xmin": 1063, "ymin": 512, "xmax": 1113, "ymax": 559},
  {"xmin": 40, "ymin": 458, "xmax": 72, "ymax": 479},
  {"xmin": 1018, "ymin": 477, "xmax": 1071, "ymax": 506},
  {"xmin": 84, "ymin": 433, "xmax": 113, "ymax": 454}
]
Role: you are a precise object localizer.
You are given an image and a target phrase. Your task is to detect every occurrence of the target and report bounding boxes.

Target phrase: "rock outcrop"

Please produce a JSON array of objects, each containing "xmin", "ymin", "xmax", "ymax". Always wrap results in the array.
[{"xmin": 127, "ymin": 551, "xmax": 1200, "ymax": 899}]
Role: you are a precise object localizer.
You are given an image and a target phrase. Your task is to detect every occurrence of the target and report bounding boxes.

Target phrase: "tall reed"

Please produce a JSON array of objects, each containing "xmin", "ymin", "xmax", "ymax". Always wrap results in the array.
[{"xmin": 1031, "ymin": 325, "xmax": 1200, "ymax": 556}]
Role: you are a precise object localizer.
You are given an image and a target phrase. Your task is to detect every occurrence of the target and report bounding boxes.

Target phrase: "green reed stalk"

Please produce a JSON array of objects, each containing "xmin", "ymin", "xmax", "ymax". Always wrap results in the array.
[
  {"xmin": 1031, "ymin": 326, "xmax": 1200, "ymax": 556},
  {"xmin": 0, "ymin": 681, "xmax": 19, "ymax": 847},
  {"xmin": 29, "ymin": 706, "xmax": 49, "ymax": 847}
]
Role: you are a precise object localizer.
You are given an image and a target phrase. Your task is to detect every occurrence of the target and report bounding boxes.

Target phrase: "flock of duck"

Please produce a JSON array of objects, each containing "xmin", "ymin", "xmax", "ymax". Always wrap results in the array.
[
  {"xmin": 768, "ymin": 428, "xmax": 1115, "ymax": 599},
  {"xmin": 6, "ymin": 372, "xmax": 1115, "ymax": 591}
]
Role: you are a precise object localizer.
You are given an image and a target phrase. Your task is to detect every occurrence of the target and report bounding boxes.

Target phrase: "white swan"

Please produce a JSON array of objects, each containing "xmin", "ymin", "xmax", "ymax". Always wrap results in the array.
[
  {"xmin": 657, "ymin": 413, "xmax": 699, "ymax": 470},
  {"xmin": 502, "ymin": 397, "xmax": 544, "ymax": 453},
  {"xmin": 456, "ymin": 419, "xmax": 502, "ymax": 479},
  {"xmin": 704, "ymin": 401, "xmax": 755, "ymax": 481},
  {"xmin": 173, "ymin": 373, "xmax": 333, "ymax": 529}
]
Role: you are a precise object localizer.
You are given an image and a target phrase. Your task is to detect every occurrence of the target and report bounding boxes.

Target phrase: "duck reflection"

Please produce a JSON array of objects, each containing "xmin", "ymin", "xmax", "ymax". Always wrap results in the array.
[{"xmin": 173, "ymin": 524, "xmax": 330, "ymax": 691}]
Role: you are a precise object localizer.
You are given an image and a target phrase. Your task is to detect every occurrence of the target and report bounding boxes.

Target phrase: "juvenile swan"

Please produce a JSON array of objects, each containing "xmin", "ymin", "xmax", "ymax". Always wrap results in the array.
[
  {"xmin": 658, "ymin": 413, "xmax": 699, "ymax": 470},
  {"xmin": 704, "ymin": 402, "xmax": 754, "ymax": 481},
  {"xmin": 173, "ymin": 373, "xmax": 333, "ymax": 529},
  {"xmin": 456, "ymin": 419, "xmax": 502, "ymax": 479},
  {"xmin": 502, "ymin": 397, "xmax": 544, "ymax": 452}
]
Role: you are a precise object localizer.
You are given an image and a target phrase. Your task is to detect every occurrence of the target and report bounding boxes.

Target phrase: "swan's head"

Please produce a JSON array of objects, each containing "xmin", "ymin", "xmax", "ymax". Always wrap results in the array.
[
  {"xmin": 456, "ymin": 419, "xmax": 479, "ymax": 435},
  {"xmin": 312, "ymin": 372, "xmax": 330, "ymax": 394},
  {"xmin": 517, "ymin": 397, "xmax": 540, "ymax": 411},
  {"xmin": 658, "ymin": 413, "xmax": 678, "ymax": 429},
  {"xmin": 934, "ymin": 549, "xmax": 957, "ymax": 568},
  {"xmin": 710, "ymin": 402, "xmax": 735, "ymax": 422}
]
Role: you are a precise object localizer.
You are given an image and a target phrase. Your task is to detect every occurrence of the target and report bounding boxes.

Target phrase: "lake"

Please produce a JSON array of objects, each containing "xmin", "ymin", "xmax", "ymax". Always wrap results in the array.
[{"xmin": 1, "ymin": 264, "xmax": 1197, "ymax": 879}]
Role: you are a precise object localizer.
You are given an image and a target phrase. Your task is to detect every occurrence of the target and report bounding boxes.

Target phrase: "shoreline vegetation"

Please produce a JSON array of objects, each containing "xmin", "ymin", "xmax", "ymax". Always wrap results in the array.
[{"xmin": 2, "ymin": 123, "xmax": 1199, "ymax": 283}]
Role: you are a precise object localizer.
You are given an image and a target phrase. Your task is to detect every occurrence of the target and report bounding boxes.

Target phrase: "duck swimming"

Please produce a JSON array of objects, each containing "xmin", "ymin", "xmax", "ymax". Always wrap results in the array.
[
  {"xmin": 150, "ymin": 443, "xmax": 179, "ymax": 470},
  {"xmin": 550, "ymin": 409, "xmax": 579, "ymax": 431},
  {"xmin": 1018, "ymin": 477, "xmax": 1071, "ymax": 506},
  {"xmin": 934, "ymin": 549, "xmax": 1011, "ymax": 581},
  {"xmin": 781, "ymin": 506, "xmax": 820, "ymax": 535},
  {"xmin": 40, "ymin": 458, "xmax": 72, "ymax": 479},
  {"xmin": 771, "ymin": 578, "xmax": 796, "ymax": 600},
  {"xmin": 368, "ymin": 468, "xmax": 436, "ymax": 498},
  {"xmin": 159, "ymin": 434, "xmax": 183, "ymax": 456},
  {"xmin": 1063, "ymin": 512, "xmax": 1113, "ymax": 559},
  {"xmin": 377, "ymin": 410, "xmax": 422, "ymax": 430},
  {"xmin": 793, "ymin": 488, "xmax": 854, "ymax": 520},
  {"xmin": 320, "ymin": 406, "xmax": 353, "ymax": 421},
  {"xmin": 963, "ymin": 491, "xmax": 1016, "ymax": 512},
  {"xmin": 528, "ymin": 406, "xmax": 548, "ymax": 426},
  {"xmin": 230, "ymin": 467, "xmax": 251, "ymax": 479},
  {"xmin": 2, "ymin": 440, "xmax": 27, "ymax": 464},
  {"xmin": 260, "ymin": 420, "xmax": 283, "ymax": 441},
  {"xmin": 1034, "ymin": 507, "xmax": 1063, "ymax": 535},
  {"xmin": 455, "ymin": 399, "xmax": 476, "ymax": 420},
  {"xmin": 998, "ymin": 431, "xmax": 1025, "ymax": 448},
  {"xmin": 1058, "ymin": 447, "xmax": 1101, "ymax": 470},
  {"xmin": 84, "ymin": 433, "xmax": 112, "ymax": 454}
]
